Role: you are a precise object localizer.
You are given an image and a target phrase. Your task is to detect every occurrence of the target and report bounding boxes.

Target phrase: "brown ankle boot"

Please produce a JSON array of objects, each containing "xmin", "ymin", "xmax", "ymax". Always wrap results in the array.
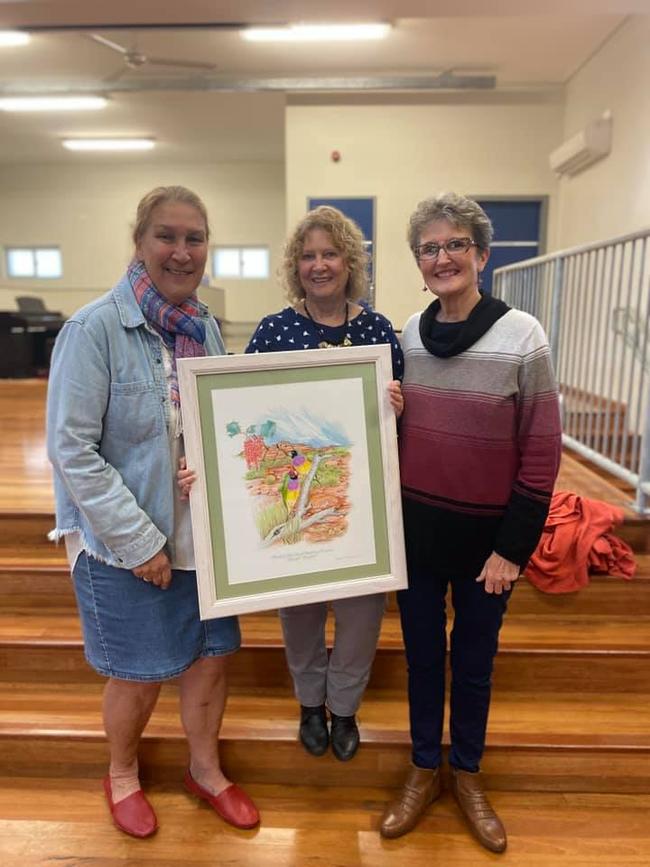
[
  {"xmin": 450, "ymin": 767, "xmax": 507, "ymax": 853},
  {"xmin": 380, "ymin": 764, "xmax": 441, "ymax": 839}
]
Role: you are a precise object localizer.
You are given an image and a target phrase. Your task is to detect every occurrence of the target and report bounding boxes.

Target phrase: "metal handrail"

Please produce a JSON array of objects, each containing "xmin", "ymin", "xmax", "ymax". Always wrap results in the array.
[
  {"xmin": 493, "ymin": 227, "xmax": 650, "ymax": 272},
  {"xmin": 493, "ymin": 228, "xmax": 650, "ymax": 513}
]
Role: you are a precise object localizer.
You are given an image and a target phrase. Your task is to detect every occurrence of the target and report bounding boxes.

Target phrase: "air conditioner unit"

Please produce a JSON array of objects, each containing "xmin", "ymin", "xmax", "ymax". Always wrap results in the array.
[{"xmin": 549, "ymin": 112, "xmax": 612, "ymax": 177}]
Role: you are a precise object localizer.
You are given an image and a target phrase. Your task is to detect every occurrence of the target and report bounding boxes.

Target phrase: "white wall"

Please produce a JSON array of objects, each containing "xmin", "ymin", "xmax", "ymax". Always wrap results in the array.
[
  {"xmin": 286, "ymin": 96, "xmax": 563, "ymax": 328},
  {"xmin": 0, "ymin": 161, "xmax": 286, "ymax": 323},
  {"xmin": 554, "ymin": 15, "xmax": 650, "ymax": 248}
]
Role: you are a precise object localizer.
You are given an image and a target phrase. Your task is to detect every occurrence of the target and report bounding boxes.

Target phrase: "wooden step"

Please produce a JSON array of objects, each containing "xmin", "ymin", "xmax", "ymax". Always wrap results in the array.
[
  {"xmin": 556, "ymin": 451, "xmax": 635, "ymax": 514},
  {"xmin": 0, "ymin": 565, "xmax": 74, "ymax": 607},
  {"xmin": 3, "ymin": 556, "xmax": 649, "ymax": 616},
  {"xmin": 2, "ymin": 778, "xmax": 649, "ymax": 866},
  {"xmin": 0, "ymin": 683, "xmax": 648, "ymax": 793},
  {"xmin": 2, "ymin": 449, "xmax": 650, "ymax": 561},
  {"xmin": 557, "ymin": 452, "xmax": 650, "ymax": 551},
  {"xmin": 0, "ymin": 514, "xmax": 65, "ymax": 565},
  {"xmin": 7, "ymin": 502, "xmax": 649, "ymax": 556},
  {"xmin": 509, "ymin": 569, "xmax": 650, "ymax": 616},
  {"xmin": 2, "ymin": 609, "xmax": 649, "ymax": 692}
]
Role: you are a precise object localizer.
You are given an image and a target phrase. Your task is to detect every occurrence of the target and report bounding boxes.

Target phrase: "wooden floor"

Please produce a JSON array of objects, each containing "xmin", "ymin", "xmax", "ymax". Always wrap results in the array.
[
  {"xmin": 2, "ymin": 380, "xmax": 650, "ymax": 866},
  {"xmin": 0, "ymin": 380, "xmax": 53, "ymax": 514},
  {"xmin": 2, "ymin": 780, "xmax": 650, "ymax": 866}
]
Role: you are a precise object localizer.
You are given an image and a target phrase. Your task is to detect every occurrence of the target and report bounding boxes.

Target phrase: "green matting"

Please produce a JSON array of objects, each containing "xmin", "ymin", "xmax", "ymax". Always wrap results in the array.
[{"xmin": 196, "ymin": 361, "xmax": 390, "ymax": 600}]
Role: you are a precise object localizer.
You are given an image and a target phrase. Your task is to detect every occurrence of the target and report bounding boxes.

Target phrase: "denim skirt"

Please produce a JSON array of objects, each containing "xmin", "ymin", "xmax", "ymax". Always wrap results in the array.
[{"xmin": 72, "ymin": 552, "xmax": 240, "ymax": 681}]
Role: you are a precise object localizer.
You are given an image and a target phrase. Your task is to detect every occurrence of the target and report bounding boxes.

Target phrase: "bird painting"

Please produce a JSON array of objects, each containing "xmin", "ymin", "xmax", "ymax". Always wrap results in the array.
[
  {"xmin": 280, "ymin": 469, "xmax": 301, "ymax": 515},
  {"xmin": 290, "ymin": 449, "xmax": 312, "ymax": 478}
]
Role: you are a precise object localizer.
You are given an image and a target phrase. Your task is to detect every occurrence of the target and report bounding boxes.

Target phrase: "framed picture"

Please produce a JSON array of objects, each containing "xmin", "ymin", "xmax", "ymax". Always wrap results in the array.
[{"xmin": 178, "ymin": 344, "xmax": 407, "ymax": 619}]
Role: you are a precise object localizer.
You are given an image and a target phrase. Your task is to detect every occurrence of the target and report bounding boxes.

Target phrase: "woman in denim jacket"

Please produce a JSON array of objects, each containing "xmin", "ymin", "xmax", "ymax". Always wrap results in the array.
[{"xmin": 47, "ymin": 186, "xmax": 258, "ymax": 838}]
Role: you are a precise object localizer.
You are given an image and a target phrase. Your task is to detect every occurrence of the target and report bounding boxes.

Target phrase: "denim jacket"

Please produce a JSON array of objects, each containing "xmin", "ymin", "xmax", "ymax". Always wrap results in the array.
[{"xmin": 46, "ymin": 274, "xmax": 225, "ymax": 569}]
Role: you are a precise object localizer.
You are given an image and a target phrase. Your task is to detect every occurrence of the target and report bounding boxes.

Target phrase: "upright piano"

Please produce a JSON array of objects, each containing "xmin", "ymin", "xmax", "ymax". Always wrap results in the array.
[{"xmin": 0, "ymin": 301, "xmax": 66, "ymax": 377}]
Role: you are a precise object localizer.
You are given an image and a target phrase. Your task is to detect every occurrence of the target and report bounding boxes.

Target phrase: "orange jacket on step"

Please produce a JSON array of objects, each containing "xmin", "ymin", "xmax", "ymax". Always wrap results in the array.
[{"xmin": 524, "ymin": 490, "xmax": 636, "ymax": 593}]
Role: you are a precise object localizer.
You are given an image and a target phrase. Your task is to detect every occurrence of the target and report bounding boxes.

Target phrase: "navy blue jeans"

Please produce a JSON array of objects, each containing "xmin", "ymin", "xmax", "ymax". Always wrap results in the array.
[{"xmin": 397, "ymin": 563, "xmax": 511, "ymax": 773}]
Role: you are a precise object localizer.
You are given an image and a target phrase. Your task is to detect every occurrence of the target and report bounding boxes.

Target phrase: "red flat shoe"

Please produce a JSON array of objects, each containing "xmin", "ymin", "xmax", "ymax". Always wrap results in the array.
[
  {"xmin": 183, "ymin": 769, "xmax": 260, "ymax": 829},
  {"xmin": 103, "ymin": 775, "xmax": 158, "ymax": 838}
]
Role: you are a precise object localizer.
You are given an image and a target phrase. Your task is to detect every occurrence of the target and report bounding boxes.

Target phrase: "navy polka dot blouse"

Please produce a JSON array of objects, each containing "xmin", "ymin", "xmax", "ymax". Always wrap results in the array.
[{"xmin": 245, "ymin": 306, "xmax": 404, "ymax": 380}]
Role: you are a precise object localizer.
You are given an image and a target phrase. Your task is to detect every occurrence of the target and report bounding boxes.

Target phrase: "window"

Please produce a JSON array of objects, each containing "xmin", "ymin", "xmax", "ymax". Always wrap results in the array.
[
  {"xmin": 5, "ymin": 247, "xmax": 62, "ymax": 279},
  {"xmin": 212, "ymin": 246, "xmax": 269, "ymax": 279}
]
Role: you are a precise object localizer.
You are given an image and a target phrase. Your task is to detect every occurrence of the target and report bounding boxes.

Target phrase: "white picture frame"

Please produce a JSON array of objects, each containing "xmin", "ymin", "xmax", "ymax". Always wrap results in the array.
[{"xmin": 178, "ymin": 344, "xmax": 407, "ymax": 619}]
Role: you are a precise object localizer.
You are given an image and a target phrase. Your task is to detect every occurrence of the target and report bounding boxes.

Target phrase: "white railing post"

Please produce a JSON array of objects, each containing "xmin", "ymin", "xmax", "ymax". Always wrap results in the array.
[
  {"xmin": 635, "ymin": 388, "xmax": 650, "ymax": 514},
  {"xmin": 548, "ymin": 257, "xmax": 564, "ymax": 371}
]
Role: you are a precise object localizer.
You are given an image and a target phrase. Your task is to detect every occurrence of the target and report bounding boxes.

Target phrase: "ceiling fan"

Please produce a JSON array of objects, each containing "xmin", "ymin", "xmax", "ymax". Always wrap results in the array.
[{"xmin": 87, "ymin": 33, "xmax": 217, "ymax": 79}]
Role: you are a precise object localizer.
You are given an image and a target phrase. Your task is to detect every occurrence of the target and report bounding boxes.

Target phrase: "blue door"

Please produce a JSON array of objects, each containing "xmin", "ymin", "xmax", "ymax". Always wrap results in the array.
[
  {"xmin": 476, "ymin": 200, "xmax": 544, "ymax": 294},
  {"xmin": 308, "ymin": 197, "xmax": 376, "ymax": 305}
]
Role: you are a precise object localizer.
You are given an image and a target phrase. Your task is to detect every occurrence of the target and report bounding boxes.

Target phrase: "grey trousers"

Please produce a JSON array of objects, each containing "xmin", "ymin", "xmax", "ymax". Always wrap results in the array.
[{"xmin": 279, "ymin": 592, "xmax": 386, "ymax": 717}]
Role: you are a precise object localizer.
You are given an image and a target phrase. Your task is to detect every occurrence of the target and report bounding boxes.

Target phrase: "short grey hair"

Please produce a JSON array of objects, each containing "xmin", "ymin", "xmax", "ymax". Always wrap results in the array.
[{"xmin": 407, "ymin": 192, "xmax": 493, "ymax": 255}]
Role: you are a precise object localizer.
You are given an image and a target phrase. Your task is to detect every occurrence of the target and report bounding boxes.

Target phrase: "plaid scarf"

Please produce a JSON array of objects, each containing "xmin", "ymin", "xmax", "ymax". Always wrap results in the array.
[{"xmin": 128, "ymin": 258, "xmax": 207, "ymax": 406}]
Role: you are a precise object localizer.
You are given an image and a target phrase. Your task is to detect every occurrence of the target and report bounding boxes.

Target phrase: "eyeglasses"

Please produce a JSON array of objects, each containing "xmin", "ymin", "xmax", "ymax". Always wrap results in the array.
[{"xmin": 414, "ymin": 237, "xmax": 477, "ymax": 260}]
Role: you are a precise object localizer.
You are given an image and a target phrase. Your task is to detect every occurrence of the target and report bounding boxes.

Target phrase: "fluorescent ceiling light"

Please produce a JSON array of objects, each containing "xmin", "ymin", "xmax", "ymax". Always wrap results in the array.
[
  {"xmin": 242, "ymin": 23, "xmax": 391, "ymax": 42},
  {"xmin": 0, "ymin": 31, "xmax": 30, "ymax": 47},
  {"xmin": 62, "ymin": 138, "xmax": 155, "ymax": 152},
  {"xmin": 0, "ymin": 96, "xmax": 108, "ymax": 112}
]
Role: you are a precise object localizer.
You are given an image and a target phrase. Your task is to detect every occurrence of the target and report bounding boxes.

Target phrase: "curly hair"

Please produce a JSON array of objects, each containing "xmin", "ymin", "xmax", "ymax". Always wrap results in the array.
[
  {"xmin": 407, "ymin": 192, "xmax": 493, "ymax": 255},
  {"xmin": 132, "ymin": 185, "xmax": 210, "ymax": 246},
  {"xmin": 282, "ymin": 206, "xmax": 369, "ymax": 303}
]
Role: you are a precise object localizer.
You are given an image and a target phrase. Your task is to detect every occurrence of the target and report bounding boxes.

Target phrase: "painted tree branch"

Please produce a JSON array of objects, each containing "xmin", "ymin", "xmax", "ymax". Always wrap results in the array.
[
  {"xmin": 261, "ymin": 507, "xmax": 339, "ymax": 547},
  {"xmin": 297, "ymin": 506, "xmax": 338, "ymax": 530},
  {"xmin": 261, "ymin": 452, "xmax": 338, "ymax": 547},
  {"xmin": 294, "ymin": 453, "xmax": 329, "ymax": 518}
]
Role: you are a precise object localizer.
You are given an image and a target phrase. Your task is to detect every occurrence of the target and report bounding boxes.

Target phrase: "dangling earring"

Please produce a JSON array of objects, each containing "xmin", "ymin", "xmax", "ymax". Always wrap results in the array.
[{"xmin": 422, "ymin": 284, "xmax": 429, "ymax": 293}]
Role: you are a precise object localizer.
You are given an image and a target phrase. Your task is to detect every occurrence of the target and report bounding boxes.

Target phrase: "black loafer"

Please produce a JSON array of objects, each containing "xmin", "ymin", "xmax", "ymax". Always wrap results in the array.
[
  {"xmin": 330, "ymin": 712, "xmax": 360, "ymax": 762},
  {"xmin": 299, "ymin": 704, "xmax": 329, "ymax": 756}
]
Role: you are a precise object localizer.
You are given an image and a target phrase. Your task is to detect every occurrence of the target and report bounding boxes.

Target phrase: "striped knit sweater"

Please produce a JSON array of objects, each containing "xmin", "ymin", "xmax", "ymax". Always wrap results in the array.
[{"xmin": 399, "ymin": 305, "xmax": 562, "ymax": 567}]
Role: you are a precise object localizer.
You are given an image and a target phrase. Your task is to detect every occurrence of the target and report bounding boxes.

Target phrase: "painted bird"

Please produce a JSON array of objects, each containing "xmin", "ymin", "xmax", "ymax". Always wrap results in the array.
[
  {"xmin": 281, "ymin": 469, "xmax": 301, "ymax": 515},
  {"xmin": 290, "ymin": 449, "xmax": 312, "ymax": 478}
]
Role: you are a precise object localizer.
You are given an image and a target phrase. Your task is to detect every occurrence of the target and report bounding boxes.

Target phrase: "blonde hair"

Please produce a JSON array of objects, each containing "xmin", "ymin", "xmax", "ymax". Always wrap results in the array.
[
  {"xmin": 282, "ymin": 206, "xmax": 369, "ymax": 303},
  {"xmin": 132, "ymin": 185, "xmax": 210, "ymax": 246}
]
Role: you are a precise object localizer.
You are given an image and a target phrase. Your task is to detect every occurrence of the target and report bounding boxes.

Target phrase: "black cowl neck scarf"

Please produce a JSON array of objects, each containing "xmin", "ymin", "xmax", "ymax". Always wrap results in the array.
[{"xmin": 419, "ymin": 292, "xmax": 510, "ymax": 358}]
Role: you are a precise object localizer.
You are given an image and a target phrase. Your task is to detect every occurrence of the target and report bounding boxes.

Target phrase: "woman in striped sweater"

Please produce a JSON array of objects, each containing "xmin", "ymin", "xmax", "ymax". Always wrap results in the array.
[{"xmin": 380, "ymin": 193, "xmax": 562, "ymax": 853}]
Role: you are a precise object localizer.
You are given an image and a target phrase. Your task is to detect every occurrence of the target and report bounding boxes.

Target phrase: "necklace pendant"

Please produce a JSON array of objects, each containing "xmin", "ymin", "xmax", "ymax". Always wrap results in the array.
[{"xmin": 304, "ymin": 300, "xmax": 352, "ymax": 350}]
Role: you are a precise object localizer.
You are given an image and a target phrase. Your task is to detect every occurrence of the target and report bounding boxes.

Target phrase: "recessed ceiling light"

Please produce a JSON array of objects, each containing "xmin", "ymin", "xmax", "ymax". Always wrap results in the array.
[
  {"xmin": 62, "ymin": 138, "xmax": 156, "ymax": 152},
  {"xmin": 0, "ymin": 96, "xmax": 108, "ymax": 112},
  {"xmin": 0, "ymin": 31, "xmax": 30, "ymax": 47},
  {"xmin": 242, "ymin": 23, "xmax": 391, "ymax": 43}
]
